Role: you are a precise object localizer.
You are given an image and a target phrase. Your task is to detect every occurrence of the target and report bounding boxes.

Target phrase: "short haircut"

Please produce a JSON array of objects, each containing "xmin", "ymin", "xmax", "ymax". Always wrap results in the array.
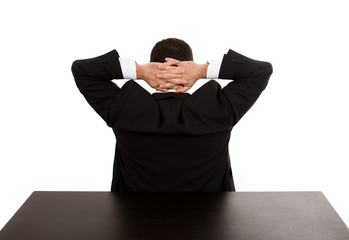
[{"xmin": 150, "ymin": 38, "xmax": 193, "ymax": 62}]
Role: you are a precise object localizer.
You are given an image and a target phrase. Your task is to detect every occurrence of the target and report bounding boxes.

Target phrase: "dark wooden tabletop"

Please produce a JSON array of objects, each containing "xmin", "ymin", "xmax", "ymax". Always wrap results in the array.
[{"xmin": 0, "ymin": 191, "xmax": 348, "ymax": 240}]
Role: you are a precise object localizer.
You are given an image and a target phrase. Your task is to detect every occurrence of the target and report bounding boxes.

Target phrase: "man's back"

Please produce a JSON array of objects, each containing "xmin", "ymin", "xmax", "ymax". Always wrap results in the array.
[
  {"xmin": 72, "ymin": 46, "xmax": 272, "ymax": 192},
  {"xmin": 110, "ymin": 80, "xmax": 234, "ymax": 191}
]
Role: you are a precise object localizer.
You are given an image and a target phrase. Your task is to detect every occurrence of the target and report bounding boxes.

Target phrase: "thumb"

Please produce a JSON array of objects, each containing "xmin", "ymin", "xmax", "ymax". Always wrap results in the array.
[{"xmin": 176, "ymin": 86, "xmax": 190, "ymax": 93}]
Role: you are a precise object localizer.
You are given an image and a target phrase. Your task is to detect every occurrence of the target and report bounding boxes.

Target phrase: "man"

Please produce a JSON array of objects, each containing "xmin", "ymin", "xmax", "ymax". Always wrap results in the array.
[{"xmin": 71, "ymin": 38, "xmax": 273, "ymax": 192}]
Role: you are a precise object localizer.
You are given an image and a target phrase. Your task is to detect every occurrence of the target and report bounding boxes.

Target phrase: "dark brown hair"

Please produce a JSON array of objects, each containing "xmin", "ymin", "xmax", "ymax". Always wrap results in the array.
[{"xmin": 150, "ymin": 38, "xmax": 193, "ymax": 62}]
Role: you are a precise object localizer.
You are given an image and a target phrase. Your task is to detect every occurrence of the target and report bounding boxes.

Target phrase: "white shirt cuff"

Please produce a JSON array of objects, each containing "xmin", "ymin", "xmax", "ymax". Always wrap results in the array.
[
  {"xmin": 119, "ymin": 58, "xmax": 137, "ymax": 80},
  {"xmin": 206, "ymin": 60, "xmax": 222, "ymax": 79}
]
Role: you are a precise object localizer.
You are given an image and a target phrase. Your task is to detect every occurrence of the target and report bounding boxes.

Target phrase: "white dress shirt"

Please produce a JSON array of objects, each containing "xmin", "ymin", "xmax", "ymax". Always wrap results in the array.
[{"xmin": 119, "ymin": 58, "xmax": 222, "ymax": 81}]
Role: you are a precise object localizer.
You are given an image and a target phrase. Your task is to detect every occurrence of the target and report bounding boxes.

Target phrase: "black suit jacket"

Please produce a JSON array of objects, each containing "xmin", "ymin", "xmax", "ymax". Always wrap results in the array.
[{"xmin": 72, "ymin": 49, "xmax": 272, "ymax": 192}]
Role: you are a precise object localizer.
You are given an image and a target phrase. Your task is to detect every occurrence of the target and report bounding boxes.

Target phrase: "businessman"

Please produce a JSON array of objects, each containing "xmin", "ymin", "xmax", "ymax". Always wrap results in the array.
[{"xmin": 72, "ymin": 38, "xmax": 273, "ymax": 192}]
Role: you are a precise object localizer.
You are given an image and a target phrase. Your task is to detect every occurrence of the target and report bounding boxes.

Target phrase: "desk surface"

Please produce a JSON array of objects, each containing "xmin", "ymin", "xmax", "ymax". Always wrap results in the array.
[{"xmin": 0, "ymin": 192, "xmax": 348, "ymax": 240}]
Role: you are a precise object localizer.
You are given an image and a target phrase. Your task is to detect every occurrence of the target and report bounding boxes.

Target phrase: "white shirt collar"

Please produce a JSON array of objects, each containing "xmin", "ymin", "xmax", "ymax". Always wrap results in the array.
[{"xmin": 154, "ymin": 89, "xmax": 177, "ymax": 94}]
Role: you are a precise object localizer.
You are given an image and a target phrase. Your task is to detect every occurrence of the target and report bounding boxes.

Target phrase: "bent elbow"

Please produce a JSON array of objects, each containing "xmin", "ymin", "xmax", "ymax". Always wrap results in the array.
[
  {"xmin": 265, "ymin": 62, "xmax": 273, "ymax": 77},
  {"xmin": 256, "ymin": 61, "xmax": 273, "ymax": 90},
  {"xmin": 71, "ymin": 60, "xmax": 83, "ymax": 77},
  {"xmin": 258, "ymin": 61, "xmax": 273, "ymax": 82}
]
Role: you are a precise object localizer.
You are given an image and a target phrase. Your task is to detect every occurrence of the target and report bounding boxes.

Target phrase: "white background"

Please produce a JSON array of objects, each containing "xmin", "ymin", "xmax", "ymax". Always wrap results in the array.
[{"xmin": 1, "ymin": 0, "xmax": 348, "ymax": 230}]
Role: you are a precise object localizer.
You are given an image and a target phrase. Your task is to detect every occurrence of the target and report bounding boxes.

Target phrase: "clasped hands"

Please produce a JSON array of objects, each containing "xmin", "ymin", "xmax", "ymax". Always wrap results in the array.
[{"xmin": 136, "ymin": 58, "xmax": 208, "ymax": 93}]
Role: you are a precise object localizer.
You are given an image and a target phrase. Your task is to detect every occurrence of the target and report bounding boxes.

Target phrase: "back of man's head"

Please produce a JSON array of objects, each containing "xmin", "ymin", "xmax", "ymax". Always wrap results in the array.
[{"xmin": 150, "ymin": 38, "xmax": 193, "ymax": 62}]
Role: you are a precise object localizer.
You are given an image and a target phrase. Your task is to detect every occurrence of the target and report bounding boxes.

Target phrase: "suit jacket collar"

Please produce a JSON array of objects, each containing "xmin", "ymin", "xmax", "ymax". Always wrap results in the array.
[{"xmin": 152, "ymin": 92, "xmax": 190, "ymax": 100}]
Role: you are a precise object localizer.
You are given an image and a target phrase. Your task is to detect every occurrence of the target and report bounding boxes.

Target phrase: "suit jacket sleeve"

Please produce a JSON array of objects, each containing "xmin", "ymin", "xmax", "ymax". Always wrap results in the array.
[
  {"xmin": 71, "ymin": 50, "xmax": 127, "ymax": 126},
  {"xmin": 215, "ymin": 49, "xmax": 273, "ymax": 126}
]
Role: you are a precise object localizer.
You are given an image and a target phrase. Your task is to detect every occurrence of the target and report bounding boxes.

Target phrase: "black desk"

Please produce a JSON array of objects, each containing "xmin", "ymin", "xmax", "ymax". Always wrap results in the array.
[{"xmin": 0, "ymin": 192, "xmax": 348, "ymax": 240}]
